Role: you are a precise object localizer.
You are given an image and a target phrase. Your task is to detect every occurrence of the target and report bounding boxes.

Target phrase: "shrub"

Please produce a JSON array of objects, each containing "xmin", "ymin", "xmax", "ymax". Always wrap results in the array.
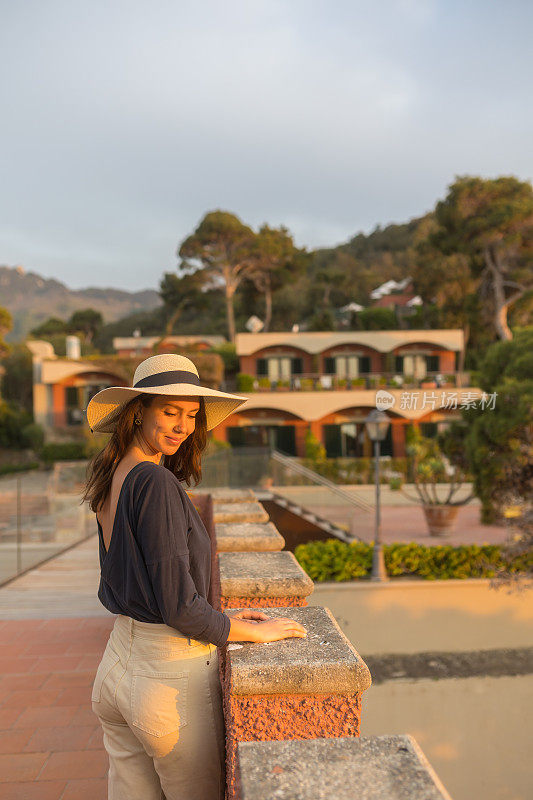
[
  {"xmin": 211, "ymin": 342, "xmax": 239, "ymax": 372},
  {"xmin": 304, "ymin": 430, "xmax": 326, "ymax": 461},
  {"xmin": 40, "ymin": 442, "xmax": 88, "ymax": 463},
  {"xmin": 0, "ymin": 401, "xmax": 33, "ymax": 448},
  {"xmin": 206, "ymin": 436, "xmax": 231, "ymax": 454},
  {"xmin": 236, "ymin": 373, "xmax": 255, "ymax": 391},
  {"xmin": 294, "ymin": 539, "xmax": 533, "ymax": 581},
  {"xmin": 21, "ymin": 423, "xmax": 45, "ymax": 452},
  {"xmin": 295, "ymin": 457, "xmax": 410, "ymax": 485},
  {"xmin": 0, "ymin": 462, "xmax": 40, "ymax": 476}
]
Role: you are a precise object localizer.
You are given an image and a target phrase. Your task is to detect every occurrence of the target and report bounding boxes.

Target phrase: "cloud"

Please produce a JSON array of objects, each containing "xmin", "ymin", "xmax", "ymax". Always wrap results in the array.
[{"xmin": 0, "ymin": 0, "xmax": 531, "ymax": 290}]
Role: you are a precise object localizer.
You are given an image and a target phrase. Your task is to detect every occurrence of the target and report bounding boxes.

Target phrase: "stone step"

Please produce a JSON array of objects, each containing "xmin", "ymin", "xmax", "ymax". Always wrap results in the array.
[{"xmin": 255, "ymin": 490, "xmax": 352, "ymax": 542}]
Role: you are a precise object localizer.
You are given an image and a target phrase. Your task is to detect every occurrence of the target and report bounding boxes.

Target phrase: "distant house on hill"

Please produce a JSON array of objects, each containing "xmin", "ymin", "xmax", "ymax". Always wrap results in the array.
[{"xmin": 370, "ymin": 277, "xmax": 422, "ymax": 310}]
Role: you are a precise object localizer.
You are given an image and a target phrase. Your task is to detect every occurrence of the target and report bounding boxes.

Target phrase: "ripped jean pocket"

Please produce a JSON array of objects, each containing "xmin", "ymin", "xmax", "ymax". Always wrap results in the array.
[{"xmin": 131, "ymin": 670, "xmax": 189, "ymax": 737}]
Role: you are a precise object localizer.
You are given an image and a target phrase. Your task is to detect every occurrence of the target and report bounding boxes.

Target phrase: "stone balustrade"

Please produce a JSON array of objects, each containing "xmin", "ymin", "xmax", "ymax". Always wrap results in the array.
[
  {"xmin": 224, "ymin": 605, "xmax": 371, "ymax": 796},
  {"xmin": 198, "ymin": 486, "xmax": 453, "ymax": 800}
]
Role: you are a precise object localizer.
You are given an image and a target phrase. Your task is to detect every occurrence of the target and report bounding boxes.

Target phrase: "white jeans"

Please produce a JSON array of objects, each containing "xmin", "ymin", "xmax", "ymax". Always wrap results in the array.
[{"xmin": 91, "ymin": 614, "xmax": 225, "ymax": 800}]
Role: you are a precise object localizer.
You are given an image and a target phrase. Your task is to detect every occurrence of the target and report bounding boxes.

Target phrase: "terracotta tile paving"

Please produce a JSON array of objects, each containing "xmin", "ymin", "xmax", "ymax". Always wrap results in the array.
[
  {"xmin": 0, "ymin": 781, "xmax": 68, "ymax": 800},
  {"xmin": 0, "ymin": 616, "xmax": 114, "ymax": 799}
]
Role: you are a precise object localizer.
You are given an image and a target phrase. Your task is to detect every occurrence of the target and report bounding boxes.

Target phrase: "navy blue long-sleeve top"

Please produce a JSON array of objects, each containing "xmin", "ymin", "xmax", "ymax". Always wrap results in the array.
[{"xmin": 96, "ymin": 460, "xmax": 230, "ymax": 647}]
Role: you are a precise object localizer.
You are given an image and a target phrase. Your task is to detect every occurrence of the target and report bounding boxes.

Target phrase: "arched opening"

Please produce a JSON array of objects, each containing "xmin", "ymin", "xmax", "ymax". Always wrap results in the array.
[{"xmin": 225, "ymin": 407, "xmax": 303, "ymax": 456}]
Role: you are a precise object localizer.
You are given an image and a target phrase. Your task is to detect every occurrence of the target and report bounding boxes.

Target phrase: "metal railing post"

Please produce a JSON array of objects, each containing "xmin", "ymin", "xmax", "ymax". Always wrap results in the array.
[
  {"xmin": 16, "ymin": 475, "xmax": 22, "ymax": 575},
  {"xmin": 371, "ymin": 441, "xmax": 389, "ymax": 581}
]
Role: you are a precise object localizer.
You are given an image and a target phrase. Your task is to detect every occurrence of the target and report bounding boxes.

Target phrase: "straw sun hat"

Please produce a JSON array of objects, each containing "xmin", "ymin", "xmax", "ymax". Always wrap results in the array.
[{"xmin": 86, "ymin": 354, "xmax": 249, "ymax": 433}]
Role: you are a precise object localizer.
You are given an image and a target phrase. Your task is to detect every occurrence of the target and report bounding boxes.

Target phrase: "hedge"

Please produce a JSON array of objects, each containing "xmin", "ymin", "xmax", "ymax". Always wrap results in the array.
[
  {"xmin": 295, "ymin": 457, "xmax": 412, "ymax": 484},
  {"xmin": 40, "ymin": 442, "xmax": 88, "ymax": 463},
  {"xmin": 293, "ymin": 539, "xmax": 532, "ymax": 581},
  {"xmin": 0, "ymin": 462, "xmax": 40, "ymax": 477}
]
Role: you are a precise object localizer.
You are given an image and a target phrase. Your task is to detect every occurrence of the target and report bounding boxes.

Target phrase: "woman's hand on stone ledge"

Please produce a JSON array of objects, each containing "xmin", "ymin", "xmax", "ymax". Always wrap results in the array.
[
  {"xmin": 225, "ymin": 612, "xmax": 307, "ymax": 644},
  {"xmin": 225, "ymin": 609, "xmax": 269, "ymax": 623}
]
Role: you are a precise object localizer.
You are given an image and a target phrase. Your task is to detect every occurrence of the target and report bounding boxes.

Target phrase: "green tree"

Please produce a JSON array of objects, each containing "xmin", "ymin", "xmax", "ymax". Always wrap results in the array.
[
  {"xmin": 412, "ymin": 244, "xmax": 483, "ymax": 370},
  {"xmin": 159, "ymin": 270, "xmax": 209, "ymax": 335},
  {"xmin": 0, "ymin": 306, "xmax": 13, "ymax": 357},
  {"xmin": 67, "ymin": 308, "xmax": 103, "ymax": 342},
  {"xmin": 30, "ymin": 317, "xmax": 68, "ymax": 337},
  {"xmin": 178, "ymin": 211, "xmax": 257, "ymax": 344},
  {"xmin": 93, "ymin": 309, "xmax": 165, "ymax": 353},
  {"xmin": 460, "ymin": 327, "xmax": 533, "ymax": 522},
  {"xmin": 1, "ymin": 344, "xmax": 33, "ymax": 413},
  {"xmin": 307, "ymin": 308, "xmax": 336, "ymax": 331},
  {"xmin": 354, "ymin": 307, "xmax": 398, "ymax": 330},
  {"xmin": 244, "ymin": 225, "xmax": 302, "ymax": 332},
  {"xmin": 430, "ymin": 176, "xmax": 533, "ymax": 341}
]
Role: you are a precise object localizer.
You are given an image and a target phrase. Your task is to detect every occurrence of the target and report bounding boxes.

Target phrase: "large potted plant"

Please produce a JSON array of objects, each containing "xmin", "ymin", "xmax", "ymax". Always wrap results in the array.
[{"xmin": 402, "ymin": 427, "xmax": 474, "ymax": 536}]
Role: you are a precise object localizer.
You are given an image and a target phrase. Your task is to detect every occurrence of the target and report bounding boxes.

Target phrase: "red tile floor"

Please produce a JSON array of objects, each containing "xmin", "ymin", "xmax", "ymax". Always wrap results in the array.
[{"xmin": 0, "ymin": 616, "xmax": 115, "ymax": 799}]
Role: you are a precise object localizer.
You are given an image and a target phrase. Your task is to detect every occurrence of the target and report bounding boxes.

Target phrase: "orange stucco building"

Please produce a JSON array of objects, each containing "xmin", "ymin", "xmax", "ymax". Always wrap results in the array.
[{"xmin": 28, "ymin": 330, "xmax": 481, "ymax": 458}]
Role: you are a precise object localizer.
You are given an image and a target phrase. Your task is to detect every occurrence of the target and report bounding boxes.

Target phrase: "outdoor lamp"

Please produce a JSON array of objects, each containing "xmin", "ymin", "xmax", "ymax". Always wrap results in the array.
[
  {"xmin": 364, "ymin": 409, "xmax": 390, "ymax": 442},
  {"xmin": 364, "ymin": 409, "xmax": 391, "ymax": 581}
]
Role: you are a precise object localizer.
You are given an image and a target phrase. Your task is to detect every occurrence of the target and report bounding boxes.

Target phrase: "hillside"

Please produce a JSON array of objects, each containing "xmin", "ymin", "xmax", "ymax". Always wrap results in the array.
[
  {"xmin": 0, "ymin": 265, "xmax": 162, "ymax": 341},
  {"xmin": 0, "ymin": 215, "xmax": 434, "ymax": 342}
]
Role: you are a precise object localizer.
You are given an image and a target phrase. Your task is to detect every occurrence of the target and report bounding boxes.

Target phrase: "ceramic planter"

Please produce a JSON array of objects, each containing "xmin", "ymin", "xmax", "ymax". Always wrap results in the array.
[{"xmin": 422, "ymin": 504, "xmax": 459, "ymax": 536}]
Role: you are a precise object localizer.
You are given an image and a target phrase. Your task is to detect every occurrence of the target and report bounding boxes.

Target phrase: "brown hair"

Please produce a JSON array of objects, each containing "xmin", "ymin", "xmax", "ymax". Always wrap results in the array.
[{"xmin": 82, "ymin": 393, "xmax": 208, "ymax": 513}]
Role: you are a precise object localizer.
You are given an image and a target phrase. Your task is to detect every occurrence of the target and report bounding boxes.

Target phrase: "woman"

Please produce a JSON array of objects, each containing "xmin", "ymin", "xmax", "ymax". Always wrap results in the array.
[{"xmin": 84, "ymin": 353, "xmax": 307, "ymax": 800}]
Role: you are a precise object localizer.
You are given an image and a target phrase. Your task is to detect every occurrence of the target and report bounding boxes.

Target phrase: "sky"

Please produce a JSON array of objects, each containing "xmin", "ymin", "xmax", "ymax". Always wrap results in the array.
[{"xmin": 1, "ymin": 0, "xmax": 532, "ymax": 292}]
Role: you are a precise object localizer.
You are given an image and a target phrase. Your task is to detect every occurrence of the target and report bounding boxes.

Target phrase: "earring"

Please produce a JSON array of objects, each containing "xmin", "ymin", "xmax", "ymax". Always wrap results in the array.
[{"xmin": 134, "ymin": 417, "xmax": 142, "ymax": 426}]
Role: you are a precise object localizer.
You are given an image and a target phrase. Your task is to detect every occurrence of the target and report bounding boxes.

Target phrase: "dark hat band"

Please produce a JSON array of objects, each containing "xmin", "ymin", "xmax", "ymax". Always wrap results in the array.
[{"xmin": 133, "ymin": 370, "xmax": 201, "ymax": 389}]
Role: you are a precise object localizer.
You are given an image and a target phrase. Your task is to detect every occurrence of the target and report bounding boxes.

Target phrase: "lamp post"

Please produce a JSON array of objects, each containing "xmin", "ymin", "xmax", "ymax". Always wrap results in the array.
[{"xmin": 364, "ymin": 409, "xmax": 390, "ymax": 581}]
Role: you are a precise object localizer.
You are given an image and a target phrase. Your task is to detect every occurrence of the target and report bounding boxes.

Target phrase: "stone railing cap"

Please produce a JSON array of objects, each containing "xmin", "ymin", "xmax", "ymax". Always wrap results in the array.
[
  {"xmin": 236, "ymin": 734, "xmax": 452, "ymax": 800},
  {"xmin": 213, "ymin": 502, "xmax": 269, "ymax": 524},
  {"xmin": 219, "ymin": 551, "xmax": 314, "ymax": 598},
  {"xmin": 210, "ymin": 488, "xmax": 256, "ymax": 503},
  {"xmin": 226, "ymin": 606, "xmax": 371, "ymax": 695},
  {"xmin": 215, "ymin": 521, "xmax": 285, "ymax": 552}
]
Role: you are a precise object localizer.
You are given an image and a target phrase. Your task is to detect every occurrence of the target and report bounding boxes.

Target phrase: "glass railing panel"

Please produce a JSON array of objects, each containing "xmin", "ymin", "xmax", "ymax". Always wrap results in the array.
[{"xmin": 0, "ymin": 463, "xmax": 93, "ymax": 586}]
